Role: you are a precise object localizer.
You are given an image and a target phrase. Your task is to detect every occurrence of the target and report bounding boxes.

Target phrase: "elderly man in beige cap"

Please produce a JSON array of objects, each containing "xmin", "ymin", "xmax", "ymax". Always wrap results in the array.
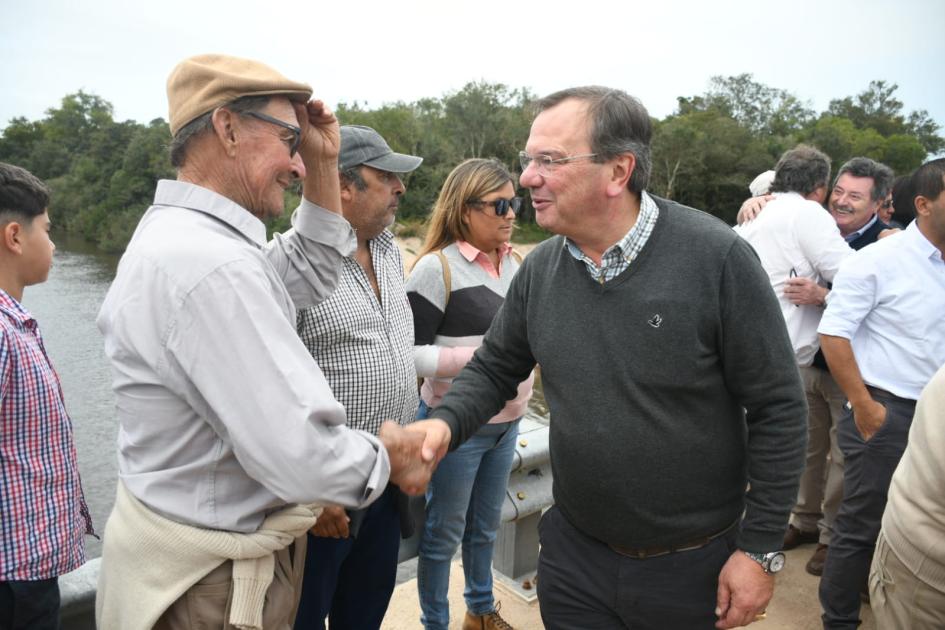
[{"xmin": 94, "ymin": 54, "xmax": 444, "ymax": 630}]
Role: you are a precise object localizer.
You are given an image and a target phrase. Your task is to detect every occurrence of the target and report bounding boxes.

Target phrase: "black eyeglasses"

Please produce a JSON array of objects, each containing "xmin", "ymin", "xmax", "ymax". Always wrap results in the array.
[
  {"xmin": 467, "ymin": 196, "xmax": 523, "ymax": 216},
  {"xmin": 243, "ymin": 111, "xmax": 302, "ymax": 157}
]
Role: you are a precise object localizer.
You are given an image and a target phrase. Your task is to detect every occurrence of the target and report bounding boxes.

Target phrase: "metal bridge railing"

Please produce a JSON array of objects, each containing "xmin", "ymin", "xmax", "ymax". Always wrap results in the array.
[{"xmin": 59, "ymin": 419, "xmax": 553, "ymax": 626}]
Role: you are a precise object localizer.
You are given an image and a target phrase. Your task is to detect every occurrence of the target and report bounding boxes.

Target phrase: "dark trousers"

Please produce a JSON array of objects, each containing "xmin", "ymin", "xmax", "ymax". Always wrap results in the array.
[
  {"xmin": 819, "ymin": 390, "xmax": 915, "ymax": 630},
  {"xmin": 0, "ymin": 578, "xmax": 61, "ymax": 630},
  {"xmin": 536, "ymin": 505, "xmax": 737, "ymax": 630},
  {"xmin": 294, "ymin": 485, "xmax": 401, "ymax": 630}
]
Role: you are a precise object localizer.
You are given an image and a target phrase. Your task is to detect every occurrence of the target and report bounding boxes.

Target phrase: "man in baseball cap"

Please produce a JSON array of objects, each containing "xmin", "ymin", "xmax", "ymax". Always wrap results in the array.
[
  {"xmin": 294, "ymin": 125, "xmax": 422, "ymax": 629},
  {"xmin": 337, "ymin": 124, "xmax": 423, "ymax": 173},
  {"xmin": 96, "ymin": 55, "xmax": 444, "ymax": 630}
]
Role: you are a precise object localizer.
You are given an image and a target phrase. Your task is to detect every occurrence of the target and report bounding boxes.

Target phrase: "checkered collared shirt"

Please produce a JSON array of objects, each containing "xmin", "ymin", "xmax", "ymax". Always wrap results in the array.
[
  {"xmin": 0, "ymin": 289, "xmax": 93, "ymax": 581},
  {"xmin": 297, "ymin": 230, "xmax": 417, "ymax": 436},
  {"xmin": 566, "ymin": 191, "xmax": 660, "ymax": 283}
]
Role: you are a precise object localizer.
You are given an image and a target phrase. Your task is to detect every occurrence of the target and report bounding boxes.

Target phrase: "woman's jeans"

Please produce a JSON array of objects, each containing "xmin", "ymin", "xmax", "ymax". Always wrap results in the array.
[{"xmin": 415, "ymin": 399, "xmax": 520, "ymax": 629}]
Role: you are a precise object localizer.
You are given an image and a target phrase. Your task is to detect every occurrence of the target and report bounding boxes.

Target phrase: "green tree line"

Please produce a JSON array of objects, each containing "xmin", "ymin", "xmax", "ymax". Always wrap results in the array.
[{"xmin": 0, "ymin": 76, "xmax": 940, "ymax": 252}]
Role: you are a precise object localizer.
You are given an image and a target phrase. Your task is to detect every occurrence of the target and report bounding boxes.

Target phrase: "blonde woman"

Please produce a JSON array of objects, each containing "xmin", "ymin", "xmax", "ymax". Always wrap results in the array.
[{"xmin": 406, "ymin": 158, "xmax": 534, "ymax": 630}]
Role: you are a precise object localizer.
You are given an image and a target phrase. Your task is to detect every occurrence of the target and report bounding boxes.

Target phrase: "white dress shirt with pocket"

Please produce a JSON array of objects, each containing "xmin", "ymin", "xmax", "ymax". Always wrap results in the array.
[{"xmin": 818, "ymin": 221, "xmax": 945, "ymax": 400}]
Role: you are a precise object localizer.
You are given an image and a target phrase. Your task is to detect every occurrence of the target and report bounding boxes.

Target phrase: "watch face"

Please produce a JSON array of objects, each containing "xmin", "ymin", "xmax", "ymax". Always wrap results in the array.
[{"xmin": 768, "ymin": 553, "xmax": 786, "ymax": 573}]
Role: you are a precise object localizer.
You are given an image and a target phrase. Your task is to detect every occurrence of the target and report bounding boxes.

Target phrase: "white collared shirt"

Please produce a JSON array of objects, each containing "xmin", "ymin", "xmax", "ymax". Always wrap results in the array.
[
  {"xmin": 818, "ymin": 221, "xmax": 945, "ymax": 400},
  {"xmin": 97, "ymin": 180, "xmax": 389, "ymax": 532},
  {"xmin": 734, "ymin": 192, "xmax": 853, "ymax": 366}
]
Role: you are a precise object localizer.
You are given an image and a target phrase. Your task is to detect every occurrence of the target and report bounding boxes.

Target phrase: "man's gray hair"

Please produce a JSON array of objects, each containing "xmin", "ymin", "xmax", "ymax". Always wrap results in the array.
[
  {"xmin": 169, "ymin": 95, "xmax": 272, "ymax": 168},
  {"xmin": 339, "ymin": 166, "xmax": 367, "ymax": 192},
  {"xmin": 534, "ymin": 86, "xmax": 652, "ymax": 193},
  {"xmin": 770, "ymin": 145, "xmax": 831, "ymax": 197},
  {"xmin": 835, "ymin": 157, "xmax": 895, "ymax": 202}
]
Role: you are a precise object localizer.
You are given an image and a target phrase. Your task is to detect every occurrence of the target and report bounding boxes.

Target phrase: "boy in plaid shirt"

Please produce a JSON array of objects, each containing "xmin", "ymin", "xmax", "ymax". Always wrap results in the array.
[{"xmin": 0, "ymin": 162, "xmax": 93, "ymax": 629}]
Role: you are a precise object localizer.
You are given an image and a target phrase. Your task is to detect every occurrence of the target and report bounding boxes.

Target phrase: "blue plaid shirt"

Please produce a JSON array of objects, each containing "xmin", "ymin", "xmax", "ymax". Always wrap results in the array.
[{"xmin": 566, "ymin": 191, "xmax": 660, "ymax": 283}]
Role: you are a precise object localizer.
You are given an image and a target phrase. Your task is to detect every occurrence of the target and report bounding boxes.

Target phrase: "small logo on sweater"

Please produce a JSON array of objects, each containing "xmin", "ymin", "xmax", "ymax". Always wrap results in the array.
[{"xmin": 648, "ymin": 314, "xmax": 663, "ymax": 328}]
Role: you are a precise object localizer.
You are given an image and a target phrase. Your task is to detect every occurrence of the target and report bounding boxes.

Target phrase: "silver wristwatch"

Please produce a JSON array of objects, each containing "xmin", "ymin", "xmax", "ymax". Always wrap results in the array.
[{"xmin": 743, "ymin": 550, "xmax": 786, "ymax": 574}]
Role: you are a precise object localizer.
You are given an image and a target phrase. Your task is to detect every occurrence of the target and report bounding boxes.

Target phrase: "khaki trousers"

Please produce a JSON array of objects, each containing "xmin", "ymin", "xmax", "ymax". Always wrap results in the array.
[
  {"xmin": 791, "ymin": 365, "xmax": 846, "ymax": 544},
  {"xmin": 870, "ymin": 531, "xmax": 945, "ymax": 629},
  {"xmin": 154, "ymin": 538, "xmax": 306, "ymax": 630}
]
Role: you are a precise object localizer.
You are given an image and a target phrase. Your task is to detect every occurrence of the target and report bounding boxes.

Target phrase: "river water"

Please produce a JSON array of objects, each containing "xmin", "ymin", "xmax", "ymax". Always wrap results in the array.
[{"xmin": 24, "ymin": 236, "xmax": 547, "ymax": 560}]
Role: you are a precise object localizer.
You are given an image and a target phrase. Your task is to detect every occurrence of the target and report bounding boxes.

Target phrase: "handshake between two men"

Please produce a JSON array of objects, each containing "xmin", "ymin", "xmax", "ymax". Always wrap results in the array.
[
  {"xmin": 378, "ymin": 419, "xmax": 453, "ymax": 497},
  {"xmin": 309, "ymin": 419, "xmax": 453, "ymax": 540}
]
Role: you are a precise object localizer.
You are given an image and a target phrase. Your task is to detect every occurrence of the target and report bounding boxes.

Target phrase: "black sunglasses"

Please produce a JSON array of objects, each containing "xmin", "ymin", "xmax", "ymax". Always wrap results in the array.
[
  {"xmin": 467, "ymin": 196, "xmax": 523, "ymax": 216},
  {"xmin": 243, "ymin": 111, "xmax": 302, "ymax": 157}
]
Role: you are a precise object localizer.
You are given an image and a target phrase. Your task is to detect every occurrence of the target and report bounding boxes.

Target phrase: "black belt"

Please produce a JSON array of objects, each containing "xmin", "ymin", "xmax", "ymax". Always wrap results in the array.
[
  {"xmin": 866, "ymin": 385, "xmax": 916, "ymax": 404},
  {"xmin": 607, "ymin": 520, "xmax": 737, "ymax": 559}
]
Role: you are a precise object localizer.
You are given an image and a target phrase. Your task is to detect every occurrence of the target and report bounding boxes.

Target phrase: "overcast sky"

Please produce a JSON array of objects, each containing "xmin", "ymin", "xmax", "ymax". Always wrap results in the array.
[{"xmin": 3, "ymin": 0, "xmax": 944, "ymax": 140}]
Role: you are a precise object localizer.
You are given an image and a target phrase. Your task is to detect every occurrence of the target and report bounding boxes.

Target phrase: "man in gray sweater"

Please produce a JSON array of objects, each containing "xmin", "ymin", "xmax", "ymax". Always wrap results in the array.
[{"xmin": 420, "ymin": 86, "xmax": 808, "ymax": 630}]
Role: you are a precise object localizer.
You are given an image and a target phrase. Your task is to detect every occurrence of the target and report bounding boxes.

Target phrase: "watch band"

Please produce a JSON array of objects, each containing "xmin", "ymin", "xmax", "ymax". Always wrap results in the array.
[{"xmin": 743, "ymin": 550, "xmax": 785, "ymax": 574}]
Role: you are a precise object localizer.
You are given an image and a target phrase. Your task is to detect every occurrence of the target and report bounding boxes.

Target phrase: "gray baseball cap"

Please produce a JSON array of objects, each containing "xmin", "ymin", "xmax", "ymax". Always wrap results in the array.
[{"xmin": 339, "ymin": 125, "xmax": 423, "ymax": 173}]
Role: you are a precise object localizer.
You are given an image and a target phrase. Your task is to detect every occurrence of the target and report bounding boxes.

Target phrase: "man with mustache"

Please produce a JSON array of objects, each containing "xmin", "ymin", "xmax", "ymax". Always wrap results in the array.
[
  {"xmin": 827, "ymin": 158, "xmax": 896, "ymax": 248},
  {"xmin": 293, "ymin": 125, "xmax": 423, "ymax": 630}
]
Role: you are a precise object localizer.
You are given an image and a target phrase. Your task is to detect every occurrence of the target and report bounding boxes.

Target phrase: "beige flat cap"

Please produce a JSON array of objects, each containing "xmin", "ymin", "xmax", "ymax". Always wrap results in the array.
[{"xmin": 166, "ymin": 53, "xmax": 312, "ymax": 136}]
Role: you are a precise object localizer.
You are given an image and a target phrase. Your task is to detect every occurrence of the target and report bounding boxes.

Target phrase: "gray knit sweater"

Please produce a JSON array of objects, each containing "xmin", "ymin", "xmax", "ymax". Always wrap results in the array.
[{"xmin": 434, "ymin": 196, "xmax": 807, "ymax": 552}]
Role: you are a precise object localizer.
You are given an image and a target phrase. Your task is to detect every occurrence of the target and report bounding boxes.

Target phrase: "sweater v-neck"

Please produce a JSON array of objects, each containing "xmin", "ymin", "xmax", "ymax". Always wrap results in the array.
[{"xmin": 567, "ymin": 201, "xmax": 670, "ymax": 292}]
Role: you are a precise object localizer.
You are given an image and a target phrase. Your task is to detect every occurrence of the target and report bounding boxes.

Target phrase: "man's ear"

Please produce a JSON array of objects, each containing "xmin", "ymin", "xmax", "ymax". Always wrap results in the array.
[
  {"xmin": 605, "ymin": 154, "xmax": 636, "ymax": 198},
  {"xmin": 808, "ymin": 185, "xmax": 828, "ymax": 205},
  {"xmin": 210, "ymin": 108, "xmax": 239, "ymax": 157},
  {"xmin": 339, "ymin": 177, "xmax": 355, "ymax": 203}
]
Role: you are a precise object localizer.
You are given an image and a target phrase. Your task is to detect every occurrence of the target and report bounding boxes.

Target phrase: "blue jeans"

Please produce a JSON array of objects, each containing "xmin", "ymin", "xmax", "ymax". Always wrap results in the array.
[{"xmin": 416, "ymin": 399, "xmax": 520, "ymax": 630}]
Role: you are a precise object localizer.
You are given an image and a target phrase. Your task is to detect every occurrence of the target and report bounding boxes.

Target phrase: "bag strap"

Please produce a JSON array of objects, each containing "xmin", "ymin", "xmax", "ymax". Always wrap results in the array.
[
  {"xmin": 435, "ymin": 250, "xmax": 451, "ymax": 310},
  {"xmin": 434, "ymin": 248, "xmax": 520, "ymax": 310}
]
